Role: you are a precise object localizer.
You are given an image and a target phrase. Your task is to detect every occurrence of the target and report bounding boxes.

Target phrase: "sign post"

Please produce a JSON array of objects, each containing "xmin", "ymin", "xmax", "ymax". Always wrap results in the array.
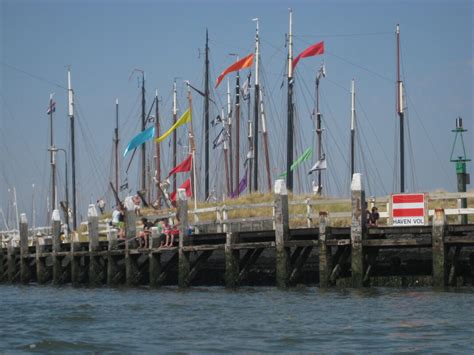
[{"xmin": 391, "ymin": 193, "xmax": 426, "ymax": 226}]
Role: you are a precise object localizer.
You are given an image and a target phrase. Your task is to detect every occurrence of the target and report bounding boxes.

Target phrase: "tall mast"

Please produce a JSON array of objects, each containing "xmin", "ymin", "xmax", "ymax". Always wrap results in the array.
[
  {"xmin": 155, "ymin": 90, "xmax": 161, "ymax": 208},
  {"xmin": 234, "ymin": 70, "xmax": 241, "ymax": 196},
  {"xmin": 286, "ymin": 9, "xmax": 294, "ymax": 191},
  {"xmin": 260, "ymin": 87, "xmax": 272, "ymax": 191},
  {"xmin": 222, "ymin": 107, "xmax": 231, "ymax": 195},
  {"xmin": 252, "ymin": 18, "xmax": 260, "ymax": 191},
  {"xmin": 248, "ymin": 101, "xmax": 253, "ymax": 193},
  {"xmin": 315, "ymin": 64, "xmax": 323, "ymax": 195},
  {"xmin": 187, "ymin": 87, "xmax": 198, "ymax": 212},
  {"xmin": 114, "ymin": 98, "xmax": 120, "ymax": 195},
  {"xmin": 172, "ymin": 79, "xmax": 178, "ymax": 193},
  {"xmin": 204, "ymin": 29, "xmax": 210, "ymax": 200},
  {"xmin": 49, "ymin": 93, "xmax": 56, "ymax": 213},
  {"xmin": 396, "ymin": 24, "xmax": 405, "ymax": 192},
  {"xmin": 68, "ymin": 67, "xmax": 77, "ymax": 230},
  {"xmin": 227, "ymin": 78, "xmax": 233, "ymax": 192},
  {"xmin": 350, "ymin": 79, "xmax": 356, "ymax": 179},
  {"xmin": 140, "ymin": 71, "xmax": 146, "ymax": 194}
]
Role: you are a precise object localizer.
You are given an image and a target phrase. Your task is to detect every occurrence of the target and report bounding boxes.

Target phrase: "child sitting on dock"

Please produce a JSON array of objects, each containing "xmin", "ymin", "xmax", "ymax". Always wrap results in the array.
[
  {"xmin": 161, "ymin": 216, "xmax": 180, "ymax": 248},
  {"xmin": 369, "ymin": 207, "xmax": 380, "ymax": 227},
  {"xmin": 138, "ymin": 217, "xmax": 154, "ymax": 248}
]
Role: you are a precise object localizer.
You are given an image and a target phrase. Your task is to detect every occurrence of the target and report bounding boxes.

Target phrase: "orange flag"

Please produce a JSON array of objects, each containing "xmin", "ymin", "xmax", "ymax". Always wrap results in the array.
[{"xmin": 215, "ymin": 53, "xmax": 254, "ymax": 88}]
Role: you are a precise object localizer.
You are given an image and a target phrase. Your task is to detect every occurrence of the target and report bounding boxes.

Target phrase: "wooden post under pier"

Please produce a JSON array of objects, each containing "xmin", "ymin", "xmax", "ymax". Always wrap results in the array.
[
  {"xmin": 318, "ymin": 211, "xmax": 332, "ymax": 287},
  {"xmin": 351, "ymin": 173, "xmax": 367, "ymax": 287},
  {"xmin": 432, "ymin": 208, "xmax": 447, "ymax": 288},
  {"xmin": 20, "ymin": 213, "xmax": 30, "ymax": 284},
  {"xmin": 149, "ymin": 226, "xmax": 162, "ymax": 287},
  {"xmin": 178, "ymin": 188, "xmax": 190, "ymax": 288},
  {"xmin": 52, "ymin": 210, "xmax": 62, "ymax": 285},
  {"xmin": 107, "ymin": 228, "xmax": 120, "ymax": 286},
  {"xmin": 88, "ymin": 205, "xmax": 102, "ymax": 286},
  {"xmin": 274, "ymin": 179, "xmax": 290, "ymax": 288},
  {"xmin": 125, "ymin": 209, "xmax": 140, "ymax": 286},
  {"xmin": 225, "ymin": 228, "xmax": 240, "ymax": 288}
]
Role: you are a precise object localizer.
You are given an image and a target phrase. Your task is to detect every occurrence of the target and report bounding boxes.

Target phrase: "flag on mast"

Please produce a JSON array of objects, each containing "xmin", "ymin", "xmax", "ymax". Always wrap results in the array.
[
  {"xmin": 156, "ymin": 109, "xmax": 191, "ymax": 143},
  {"xmin": 292, "ymin": 41, "xmax": 324, "ymax": 70},
  {"xmin": 167, "ymin": 154, "xmax": 192, "ymax": 177},
  {"xmin": 215, "ymin": 53, "xmax": 254, "ymax": 88},
  {"xmin": 123, "ymin": 126, "xmax": 155, "ymax": 156},
  {"xmin": 46, "ymin": 101, "xmax": 56, "ymax": 114},
  {"xmin": 308, "ymin": 154, "xmax": 327, "ymax": 174}
]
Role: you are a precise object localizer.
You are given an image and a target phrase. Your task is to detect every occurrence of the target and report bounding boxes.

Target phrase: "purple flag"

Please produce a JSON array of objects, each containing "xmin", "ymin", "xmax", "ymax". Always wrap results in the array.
[{"xmin": 230, "ymin": 169, "xmax": 248, "ymax": 198}]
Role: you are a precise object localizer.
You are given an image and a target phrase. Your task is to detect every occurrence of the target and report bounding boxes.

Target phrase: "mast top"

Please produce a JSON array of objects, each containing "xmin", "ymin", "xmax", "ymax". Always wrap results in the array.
[
  {"xmin": 288, "ymin": 9, "xmax": 293, "ymax": 79},
  {"xmin": 396, "ymin": 24, "xmax": 400, "ymax": 34}
]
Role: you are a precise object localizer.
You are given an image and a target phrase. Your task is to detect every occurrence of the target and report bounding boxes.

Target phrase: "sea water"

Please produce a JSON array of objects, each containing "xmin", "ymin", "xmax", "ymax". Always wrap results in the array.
[{"xmin": 0, "ymin": 285, "xmax": 472, "ymax": 353}]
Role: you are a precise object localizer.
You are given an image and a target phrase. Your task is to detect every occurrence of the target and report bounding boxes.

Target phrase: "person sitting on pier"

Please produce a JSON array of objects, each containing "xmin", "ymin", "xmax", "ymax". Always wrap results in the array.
[
  {"xmin": 369, "ymin": 206, "xmax": 380, "ymax": 227},
  {"xmin": 138, "ymin": 217, "xmax": 154, "ymax": 248},
  {"xmin": 162, "ymin": 216, "xmax": 180, "ymax": 248}
]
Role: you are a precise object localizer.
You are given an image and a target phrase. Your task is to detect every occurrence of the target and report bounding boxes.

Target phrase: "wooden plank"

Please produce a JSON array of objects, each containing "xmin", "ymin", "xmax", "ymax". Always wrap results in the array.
[
  {"xmin": 182, "ymin": 244, "xmax": 225, "ymax": 252},
  {"xmin": 232, "ymin": 242, "xmax": 275, "ymax": 250},
  {"xmin": 429, "ymin": 208, "xmax": 474, "ymax": 216},
  {"xmin": 363, "ymin": 238, "xmax": 431, "ymax": 247},
  {"xmin": 285, "ymin": 240, "xmax": 318, "ymax": 248},
  {"xmin": 445, "ymin": 236, "xmax": 474, "ymax": 244},
  {"xmin": 326, "ymin": 239, "xmax": 350, "ymax": 246}
]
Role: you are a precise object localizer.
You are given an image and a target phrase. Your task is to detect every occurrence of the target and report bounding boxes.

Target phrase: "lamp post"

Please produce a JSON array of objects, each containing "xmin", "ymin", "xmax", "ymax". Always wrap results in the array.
[{"xmin": 49, "ymin": 147, "xmax": 69, "ymax": 231}]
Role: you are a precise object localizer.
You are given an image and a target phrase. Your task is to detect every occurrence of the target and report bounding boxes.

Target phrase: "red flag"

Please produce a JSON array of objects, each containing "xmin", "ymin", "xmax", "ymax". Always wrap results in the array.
[
  {"xmin": 215, "ymin": 53, "xmax": 254, "ymax": 88},
  {"xmin": 170, "ymin": 178, "xmax": 192, "ymax": 202},
  {"xmin": 292, "ymin": 41, "xmax": 324, "ymax": 70},
  {"xmin": 168, "ymin": 154, "xmax": 192, "ymax": 177}
]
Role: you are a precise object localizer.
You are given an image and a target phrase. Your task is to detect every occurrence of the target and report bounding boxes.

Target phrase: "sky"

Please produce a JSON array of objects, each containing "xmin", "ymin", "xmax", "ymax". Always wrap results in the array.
[{"xmin": 0, "ymin": 0, "xmax": 472, "ymax": 228}]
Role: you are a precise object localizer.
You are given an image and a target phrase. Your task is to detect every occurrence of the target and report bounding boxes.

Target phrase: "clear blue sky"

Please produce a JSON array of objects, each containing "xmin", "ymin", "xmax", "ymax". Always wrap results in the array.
[{"xmin": 1, "ymin": 0, "xmax": 472, "ymax": 227}]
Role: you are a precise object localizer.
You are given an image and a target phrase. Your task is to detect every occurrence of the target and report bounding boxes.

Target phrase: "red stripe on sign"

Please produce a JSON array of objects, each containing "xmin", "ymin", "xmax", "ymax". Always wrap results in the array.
[
  {"xmin": 392, "ymin": 194, "xmax": 424, "ymax": 203},
  {"xmin": 393, "ymin": 208, "xmax": 424, "ymax": 217}
]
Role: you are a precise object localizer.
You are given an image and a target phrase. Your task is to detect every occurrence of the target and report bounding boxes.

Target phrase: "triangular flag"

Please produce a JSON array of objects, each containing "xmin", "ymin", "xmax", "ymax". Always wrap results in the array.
[
  {"xmin": 215, "ymin": 54, "xmax": 254, "ymax": 88},
  {"xmin": 156, "ymin": 109, "xmax": 191, "ymax": 143},
  {"xmin": 292, "ymin": 41, "xmax": 324, "ymax": 70},
  {"xmin": 168, "ymin": 154, "xmax": 192, "ymax": 177},
  {"xmin": 123, "ymin": 126, "xmax": 155, "ymax": 156},
  {"xmin": 309, "ymin": 155, "xmax": 327, "ymax": 174}
]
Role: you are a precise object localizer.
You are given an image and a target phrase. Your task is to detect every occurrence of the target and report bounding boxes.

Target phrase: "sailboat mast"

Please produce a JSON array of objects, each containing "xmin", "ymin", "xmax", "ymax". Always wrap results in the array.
[
  {"xmin": 204, "ymin": 29, "xmax": 210, "ymax": 200},
  {"xmin": 155, "ymin": 91, "xmax": 161, "ymax": 207},
  {"xmin": 396, "ymin": 24, "xmax": 405, "ymax": 193},
  {"xmin": 222, "ymin": 107, "xmax": 231, "ymax": 195},
  {"xmin": 286, "ymin": 9, "xmax": 294, "ymax": 191},
  {"xmin": 68, "ymin": 67, "xmax": 77, "ymax": 231},
  {"xmin": 172, "ymin": 80, "xmax": 178, "ymax": 193},
  {"xmin": 260, "ymin": 87, "xmax": 272, "ymax": 191},
  {"xmin": 227, "ymin": 78, "xmax": 233, "ymax": 192},
  {"xmin": 234, "ymin": 71, "xmax": 241, "ymax": 196},
  {"xmin": 187, "ymin": 87, "xmax": 198, "ymax": 212},
  {"xmin": 316, "ymin": 69, "xmax": 322, "ymax": 195},
  {"xmin": 49, "ymin": 93, "xmax": 56, "ymax": 212},
  {"xmin": 140, "ymin": 72, "xmax": 146, "ymax": 194},
  {"xmin": 114, "ymin": 98, "xmax": 120, "ymax": 195},
  {"xmin": 350, "ymin": 79, "xmax": 356, "ymax": 178},
  {"xmin": 252, "ymin": 18, "xmax": 260, "ymax": 192}
]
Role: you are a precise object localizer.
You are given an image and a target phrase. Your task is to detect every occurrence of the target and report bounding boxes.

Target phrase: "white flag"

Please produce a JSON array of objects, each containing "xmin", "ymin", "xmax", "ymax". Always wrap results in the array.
[{"xmin": 308, "ymin": 156, "xmax": 327, "ymax": 174}]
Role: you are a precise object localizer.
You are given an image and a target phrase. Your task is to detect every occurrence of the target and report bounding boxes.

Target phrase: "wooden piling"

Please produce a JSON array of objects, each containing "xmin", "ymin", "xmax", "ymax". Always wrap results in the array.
[
  {"xmin": 125, "ymin": 209, "xmax": 139, "ymax": 286},
  {"xmin": 0, "ymin": 236, "xmax": 4, "ymax": 282},
  {"xmin": 19, "ymin": 213, "xmax": 30, "ymax": 284},
  {"xmin": 225, "ymin": 230, "xmax": 240, "ymax": 288},
  {"xmin": 274, "ymin": 179, "xmax": 290, "ymax": 288},
  {"xmin": 70, "ymin": 233, "xmax": 81, "ymax": 286},
  {"xmin": 149, "ymin": 226, "xmax": 162, "ymax": 287},
  {"xmin": 88, "ymin": 205, "xmax": 101, "ymax": 286},
  {"xmin": 432, "ymin": 208, "xmax": 447, "ymax": 287},
  {"xmin": 351, "ymin": 173, "xmax": 366, "ymax": 287},
  {"xmin": 318, "ymin": 211, "xmax": 331, "ymax": 287},
  {"xmin": 107, "ymin": 228, "xmax": 119, "ymax": 286},
  {"xmin": 36, "ymin": 235, "xmax": 48, "ymax": 284},
  {"xmin": 178, "ymin": 189, "xmax": 190, "ymax": 288},
  {"xmin": 7, "ymin": 238, "xmax": 15, "ymax": 283},
  {"xmin": 52, "ymin": 210, "xmax": 62, "ymax": 285}
]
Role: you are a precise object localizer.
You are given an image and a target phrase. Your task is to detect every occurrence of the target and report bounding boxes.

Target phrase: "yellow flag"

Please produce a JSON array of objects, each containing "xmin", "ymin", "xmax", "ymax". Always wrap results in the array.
[{"xmin": 156, "ymin": 108, "xmax": 191, "ymax": 143}]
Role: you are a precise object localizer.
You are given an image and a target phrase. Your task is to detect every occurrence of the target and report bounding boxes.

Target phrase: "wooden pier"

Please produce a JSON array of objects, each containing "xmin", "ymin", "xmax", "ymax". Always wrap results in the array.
[{"xmin": 1, "ymin": 178, "xmax": 474, "ymax": 288}]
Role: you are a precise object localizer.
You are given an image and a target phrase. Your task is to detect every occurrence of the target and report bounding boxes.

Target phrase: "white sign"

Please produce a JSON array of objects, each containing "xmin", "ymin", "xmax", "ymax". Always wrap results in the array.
[{"xmin": 391, "ymin": 193, "xmax": 426, "ymax": 226}]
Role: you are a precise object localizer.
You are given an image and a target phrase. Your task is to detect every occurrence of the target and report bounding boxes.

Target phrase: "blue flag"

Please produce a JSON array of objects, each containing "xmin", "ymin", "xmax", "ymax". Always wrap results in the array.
[{"xmin": 123, "ymin": 126, "xmax": 155, "ymax": 157}]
